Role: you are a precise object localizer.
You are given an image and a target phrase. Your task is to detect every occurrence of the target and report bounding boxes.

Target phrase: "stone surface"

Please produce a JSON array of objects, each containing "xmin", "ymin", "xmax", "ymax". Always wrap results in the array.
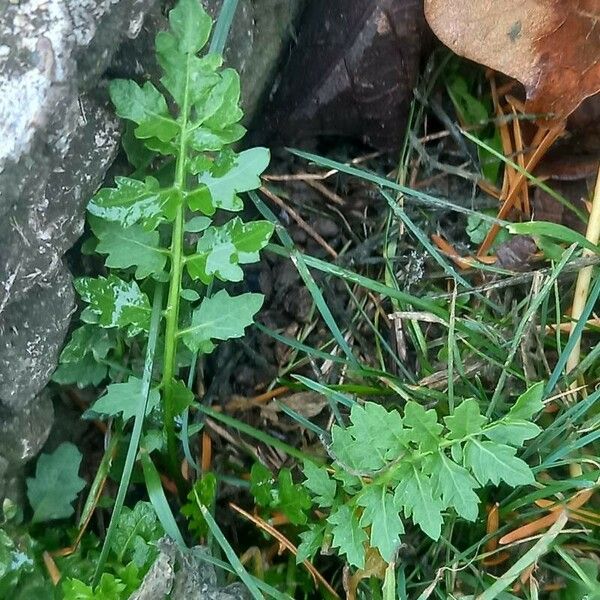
[
  {"xmin": 0, "ymin": 0, "xmax": 157, "ymax": 501},
  {"xmin": 258, "ymin": 0, "xmax": 427, "ymax": 150},
  {"xmin": 111, "ymin": 0, "xmax": 306, "ymax": 123},
  {"xmin": 131, "ymin": 538, "xmax": 250, "ymax": 600}
]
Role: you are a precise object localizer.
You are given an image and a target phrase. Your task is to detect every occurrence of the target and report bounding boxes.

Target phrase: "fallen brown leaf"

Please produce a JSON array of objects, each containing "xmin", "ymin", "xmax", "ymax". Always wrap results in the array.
[{"xmin": 424, "ymin": 0, "xmax": 600, "ymax": 120}]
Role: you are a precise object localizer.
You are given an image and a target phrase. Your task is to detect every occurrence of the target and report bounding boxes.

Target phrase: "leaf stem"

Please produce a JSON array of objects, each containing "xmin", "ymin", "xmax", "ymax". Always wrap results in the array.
[{"xmin": 161, "ymin": 52, "xmax": 192, "ymax": 491}]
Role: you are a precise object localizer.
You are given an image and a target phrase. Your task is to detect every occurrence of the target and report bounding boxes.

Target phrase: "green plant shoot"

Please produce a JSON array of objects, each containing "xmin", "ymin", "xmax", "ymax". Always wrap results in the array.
[
  {"xmin": 59, "ymin": 0, "xmax": 273, "ymax": 477},
  {"xmin": 295, "ymin": 383, "xmax": 544, "ymax": 568}
]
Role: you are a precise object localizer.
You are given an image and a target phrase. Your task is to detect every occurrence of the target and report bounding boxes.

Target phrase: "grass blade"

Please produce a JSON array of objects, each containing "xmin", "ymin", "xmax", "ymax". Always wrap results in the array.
[
  {"xmin": 198, "ymin": 499, "xmax": 265, "ymax": 600},
  {"xmin": 461, "ymin": 130, "xmax": 586, "ymax": 223},
  {"xmin": 196, "ymin": 404, "xmax": 322, "ymax": 463},
  {"xmin": 476, "ymin": 512, "xmax": 568, "ymax": 600},
  {"xmin": 251, "ymin": 190, "xmax": 359, "ymax": 367},
  {"xmin": 289, "ymin": 148, "xmax": 509, "ymax": 225},
  {"xmin": 140, "ymin": 451, "xmax": 186, "ymax": 547},
  {"xmin": 209, "ymin": 0, "xmax": 239, "ymax": 55},
  {"xmin": 92, "ymin": 283, "xmax": 165, "ymax": 586},
  {"xmin": 544, "ymin": 272, "xmax": 600, "ymax": 396}
]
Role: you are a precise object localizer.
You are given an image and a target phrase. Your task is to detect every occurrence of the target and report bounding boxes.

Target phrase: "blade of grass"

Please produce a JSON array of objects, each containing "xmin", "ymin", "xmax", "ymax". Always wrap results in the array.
[
  {"xmin": 255, "ymin": 322, "xmax": 348, "ymax": 366},
  {"xmin": 554, "ymin": 546, "xmax": 598, "ymax": 592},
  {"xmin": 344, "ymin": 283, "xmax": 416, "ymax": 381},
  {"xmin": 289, "ymin": 148, "xmax": 510, "ymax": 225},
  {"xmin": 525, "ymin": 386, "xmax": 600, "ymax": 460},
  {"xmin": 542, "ymin": 427, "xmax": 600, "ymax": 468},
  {"xmin": 181, "ymin": 352, "xmax": 201, "ymax": 476},
  {"xmin": 380, "ymin": 190, "xmax": 475, "ymax": 292},
  {"xmin": 487, "ymin": 245, "xmax": 576, "ymax": 416},
  {"xmin": 448, "ymin": 284, "xmax": 457, "ymax": 412},
  {"xmin": 92, "ymin": 283, "xmax": 164, "ymax": 586},
  {"xmin": 265, "ymin": 242, "xmax": 450, "ymax": 317},
  {"xmin": 195, "ymin": 404, "xmax": 323, "ymax": 463},
  {"xmin": 544, "ymin": 272, "xmax": 600, "ymax": 397},
  {"xmin": 476, "ymin": 511, "xmax": 568, "ymax": 600},
  {"xmin": 293, "ymin": 374, "xmax": 355, "ymax": 408},
  {"xmin": 193, "ymin": 550, "xmax": 295, "ymax": 600},
  {"xmin": 275, "ymin": 400, "xmax": 326, "ymax": 436},
  {"xmin": 208, "ymin": 0, "xmax": 239, "ymax": 55},
  {"xmin": 197, "ymin": 498, "xmax": 265, "ymax": 600},
  {"xmin": 250, "ymin": 190, "xmax": 359, "ymax": 368},
  {"xmin": 462, "ymin": 130, "xmax": 586, "ymax": 224},
  {"xmin": 140, "ymin": 451, "xmax": 186, "ymax": 547},
  {"xmin": 509, "ymin": 221, "xmax": 600, "ymax": 255}
]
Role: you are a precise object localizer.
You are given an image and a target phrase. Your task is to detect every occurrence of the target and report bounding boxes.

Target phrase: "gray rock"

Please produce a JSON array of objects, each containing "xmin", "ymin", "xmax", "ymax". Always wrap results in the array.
[
  {"xmin": 0, "ymin": 393, "xmax": 54, "ymax": 503},
  {"xmin": 130, "ymin": 538, "xmax": 250, "ymax": 600},
  {"xmin": 111, "ymin": 0, "xmax": 306, "ymax": 122},
  {"xmin": 0, "ymin": 0, "xmax": 157, "ymax": 501}
]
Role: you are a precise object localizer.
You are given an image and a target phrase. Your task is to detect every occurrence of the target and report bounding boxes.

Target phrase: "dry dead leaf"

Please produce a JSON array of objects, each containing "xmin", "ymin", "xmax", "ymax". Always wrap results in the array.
[{"xmin": 424, "ymin": 0, "xmax": 600, "ymax": 119}]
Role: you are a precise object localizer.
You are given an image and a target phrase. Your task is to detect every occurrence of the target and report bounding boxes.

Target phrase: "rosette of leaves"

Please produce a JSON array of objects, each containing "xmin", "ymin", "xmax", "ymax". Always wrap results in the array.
[
  {"xmin": 297, "ymin": 384, "xmax": 544, "ymax": 569},
  {"xmin": 58, "ymin": 0, "xmax": 273, "ymax": 461}
]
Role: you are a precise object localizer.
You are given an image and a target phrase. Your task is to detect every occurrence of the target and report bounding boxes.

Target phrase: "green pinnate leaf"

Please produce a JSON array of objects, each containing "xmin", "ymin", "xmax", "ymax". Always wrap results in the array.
[
  {"xmin": 88, "ymin": 176, "xmax": 180, "ymax": 231},
  {"xmin": 122, "ymin": 121, "xmax": 155, "ymax": 170},
  {"xmin": 330, "ymin": 424, "xmax": 387, "ymax": 473},
  {"xmin": 63, "ymin": 574, "xmax": 127, "ymax": 600},
  {"xmin": 327, "ymin": 505, "xmax": 367, "ymax": 569},
  {"xmin": 90, "ymin": 216, "xmax": 168, "ymax": 279},
  {"xmin": 348, "ymin": 402, "xmax": 406, "ymax": 463},
  {"xmin": 91, "ymin": 377, "xmax": 160, "ymax": 421},
  {"xmin": 57, "ymin": 324, "xmax": 114, "ymax": 363},
  {"xmin": 52, "ymin": 354, "xmax": 108, "ymax": 388},
  {"xmin": 93, "ymin": 573, "xmax": 127, "ymax": 600},
  {"xmin": 444, "ymin": 398, "xmax": 487, "ymax": 440},
  {"xmin": 112, "ymin": 501, "xmax": 162, "ymax": 568},
  {"xmin": 429, "ymin": 452, "xmax": 480, "ymax": 521},
  {"xmin": 394, "ymin": 466, "xmax": 443, "ymax": 540},
  {"xmin": 186, "ymin": 217, "xmax": 274, "ymax": 284},
  {"xmin": 156, "ymin": 31, "xmax": 221, "ymax": 107},
  {"xmin": 181, "ymin": 473, "xmax": 218, "ymax": 537},
  {"xmin": 184, "ymin": 216, "xmax": 211, "ymax": 232},
  {"xmin": 483, "ymin": 421, "xmax": 541, "ymax": 447},
  {"xmin": 333, "ymin": 469, "xmax": 362, "ymax": 494},
  {"xmin": 109, "ymin": 80, "xmax": 179, "ymax": 142},
  {"xmin": 26, "ymin": 442, "xmax": 86, "ymax": 523},
  {"xmin": 250, "ymin": 463, "xmax": 275, "ymax": 507},
  {"xmin": 75, "ymin": 275, "xmax": 152, "ymax": 335},
  {"xmin": 180, "ymin": 290, "xmax": 264, "ymax": 353},
  {"xmin": 302, "ymin": 461, "xmax": 336, "ymax": 508},
  {"xmin": 507, "ymin": 382, "xmax": 544, "ymax": 421},
  {"xmin": 180, "ymin": 288, "xmax": 200, "ymax": 302},
  {"xmin": 170, "ymin": 378, "xmax": 195, "ymax": 416},
  {"xmin": 62, "ymin": 579, "xmax": 96, "ymax": 600},
  {"xmin": 357, "ymin": 485, "xmax": 404, "ymax": 562},
  {"xmin": 192, "ymin": 68, "xmax": 240, "ymax": 125},
  {"xmin": 188, "ymin": 123, "xmax": 246, "ymax": 153},
  {"xmin": 464, "ymin": 440, "xmax": 534, "ymax": 487},
  {"xmin": 201, "ymin": 68, "xmax": 243, "ymax": 129},
  {"xmin": 277, "ymin": 469, "xmax": 311, "ymax": 525},
  {"xmin": 168, "ymin": 0, "xmax": 212, "ymax": 54},
  {"xmin": 403, "ymin": 401, "xmax": 443, "ymax": 451},
  {"xmin": 296, "ymin": 524, "xmax": 324, "ymax": 564},
  {"xmin": 188, "ymin": 147, "xmax": 270, "ymax": 214}
]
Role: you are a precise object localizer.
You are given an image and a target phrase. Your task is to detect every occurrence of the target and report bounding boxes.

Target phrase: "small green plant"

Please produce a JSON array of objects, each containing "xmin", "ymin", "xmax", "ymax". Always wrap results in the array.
[
  {"xmin": 26, "ymin": 443, "xmax": 86, "ymax": 524},
  {"xmin": 444, "ymin": 58, "xmax": 503, "ymax": 184},
  {"xmin": 291, "ymin": 383, "xmax": 543, "ymax": 570},
  {"xmin": 57, "ymin": 0, "xmax": 273, "ymax": 471}
]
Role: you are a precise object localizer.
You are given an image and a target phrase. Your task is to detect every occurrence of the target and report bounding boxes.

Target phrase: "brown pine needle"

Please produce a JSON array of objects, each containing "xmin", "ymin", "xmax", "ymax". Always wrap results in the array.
[
  {"xmin": 201, "ymin": 431, "xmax": 212, "ymax": 473},
  {"xmin": 478, "ymin": 124, "xmax": 564, "ymax": 256},
  {"xmin": 229, "ymin": 502, "xmax": 340, "ymax": 598},
  {"xmin": 499, "ymin": 489, "xmax": 594, "ymax": 545},
  {"xmin": 260, "ymin": 186, "xmax": 338, "ymax": 258}
]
